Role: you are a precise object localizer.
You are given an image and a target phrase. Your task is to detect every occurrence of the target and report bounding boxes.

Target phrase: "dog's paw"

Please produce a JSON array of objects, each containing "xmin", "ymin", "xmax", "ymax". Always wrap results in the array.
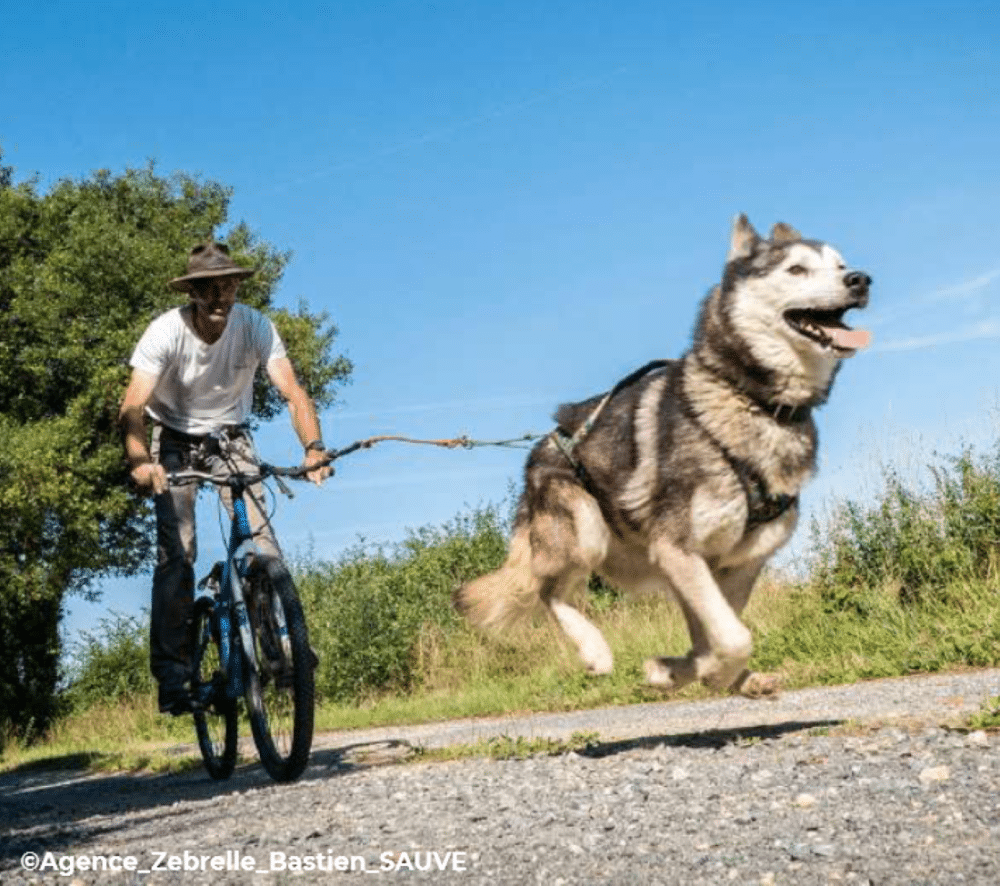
[
  {"xmin": 579, "ymin": 635, "xmax": 614, "ymax": 675},
  {"xmin": 643, "ymin": 656, "xmax": 694, "ymax": 691},
  {"xmin": 731, "ymin": 669, "xmax": 781, "ymax": 700}
]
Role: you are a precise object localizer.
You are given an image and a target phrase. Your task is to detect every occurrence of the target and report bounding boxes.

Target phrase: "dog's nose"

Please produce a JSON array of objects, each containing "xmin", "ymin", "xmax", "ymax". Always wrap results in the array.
[{"xmin": 844, "ymin": 271, "xmax": 871, "ymax": 291}]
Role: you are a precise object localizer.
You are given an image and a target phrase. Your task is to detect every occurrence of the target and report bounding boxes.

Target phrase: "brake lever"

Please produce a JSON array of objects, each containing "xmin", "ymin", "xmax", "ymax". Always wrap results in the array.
[{"xmin": 272, "ymin": 473, "xmax": 295, "ymax": 499}]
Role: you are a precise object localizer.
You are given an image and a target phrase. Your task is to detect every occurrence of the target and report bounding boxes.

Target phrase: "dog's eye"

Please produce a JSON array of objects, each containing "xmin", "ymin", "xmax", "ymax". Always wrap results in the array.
[{"xmin": 787, "ymin": 265, "xmax": 808, "ymax": 275}]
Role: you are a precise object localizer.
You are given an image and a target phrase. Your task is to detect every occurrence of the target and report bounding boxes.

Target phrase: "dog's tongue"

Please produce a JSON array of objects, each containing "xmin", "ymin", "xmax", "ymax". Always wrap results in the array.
[{"xmin": 826, "ymin": 325, "xmax": 871, "ymax": 353}]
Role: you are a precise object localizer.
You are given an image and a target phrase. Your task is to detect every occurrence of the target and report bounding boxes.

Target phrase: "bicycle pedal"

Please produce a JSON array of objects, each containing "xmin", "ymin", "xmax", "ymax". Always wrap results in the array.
[{"xmin": 159, "ymin": 695, "xmax": 195, "ymax": 717}]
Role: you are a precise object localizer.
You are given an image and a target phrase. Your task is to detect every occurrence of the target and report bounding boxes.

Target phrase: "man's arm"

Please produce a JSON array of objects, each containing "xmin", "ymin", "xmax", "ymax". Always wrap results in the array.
[
  {"xmin": 266, "ymin": 356, "xmax": 332, "ymax": 485},
  {"xmin": 118, "ymin": 368, "xmax": 168, "ymax": 494}
]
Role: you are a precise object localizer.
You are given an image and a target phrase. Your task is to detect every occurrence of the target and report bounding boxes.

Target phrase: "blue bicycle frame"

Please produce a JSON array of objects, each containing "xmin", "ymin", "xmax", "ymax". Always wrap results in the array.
[{"xmin": 193, "ymin": 478, "xmax": 271, "ymax": 705}]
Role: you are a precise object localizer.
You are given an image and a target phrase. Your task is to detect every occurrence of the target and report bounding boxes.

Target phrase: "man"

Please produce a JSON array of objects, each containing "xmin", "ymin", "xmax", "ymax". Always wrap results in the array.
[{"xmin": 119, "ymin": 242, "xmax": 331, "ymax": 714}]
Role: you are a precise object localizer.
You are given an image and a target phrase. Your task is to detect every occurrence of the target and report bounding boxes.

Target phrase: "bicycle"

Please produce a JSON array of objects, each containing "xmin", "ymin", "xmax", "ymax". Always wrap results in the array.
[{"xmin": 168, "ymin": 450, "xmax": 331, "ymax": 783}]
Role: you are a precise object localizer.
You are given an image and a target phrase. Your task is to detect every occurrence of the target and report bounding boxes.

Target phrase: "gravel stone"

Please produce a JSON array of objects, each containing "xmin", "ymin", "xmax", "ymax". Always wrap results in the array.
[{"xmin": 3, "ymin": 669, "xmax": 1000, "ymax": 884}]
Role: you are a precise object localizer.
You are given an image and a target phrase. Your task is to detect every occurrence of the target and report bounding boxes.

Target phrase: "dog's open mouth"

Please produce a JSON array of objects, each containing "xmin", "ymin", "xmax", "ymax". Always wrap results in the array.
[{"xmin": 784, "ymin": 307, "xmax": 871, "ymax": 356}]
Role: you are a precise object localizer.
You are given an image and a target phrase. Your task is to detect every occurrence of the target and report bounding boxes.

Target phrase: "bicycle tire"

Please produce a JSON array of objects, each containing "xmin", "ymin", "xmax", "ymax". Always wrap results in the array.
[
  {"xmin": 243, "ymin": 556, "xmax": 315, "ymax": 782},
  {"xmin": 190, "ymin": 597, "xmax": 239, "ymax": 780}
]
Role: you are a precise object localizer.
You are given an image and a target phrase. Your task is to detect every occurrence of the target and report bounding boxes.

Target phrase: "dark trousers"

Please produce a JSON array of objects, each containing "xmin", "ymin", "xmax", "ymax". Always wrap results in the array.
[{"xmin": 150, "ymin": 425, "xmax": 281, "ymax": 687}]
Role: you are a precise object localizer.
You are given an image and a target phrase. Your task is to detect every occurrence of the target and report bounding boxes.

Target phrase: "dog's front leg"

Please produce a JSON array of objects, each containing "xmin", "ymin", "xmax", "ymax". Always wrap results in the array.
[
  {"xmin": 716, "ymin": 559, "xmax": 780, "ymax": 698},
  {"xmin": 644, "ymin": 540, "xmax": 752, "ymax": 692}
]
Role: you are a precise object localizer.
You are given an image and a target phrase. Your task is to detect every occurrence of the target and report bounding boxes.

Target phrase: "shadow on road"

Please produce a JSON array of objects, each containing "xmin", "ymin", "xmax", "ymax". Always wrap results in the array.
[{"xmin": 575, "ymin": 718, "xmax": 844, "ymax": 758}]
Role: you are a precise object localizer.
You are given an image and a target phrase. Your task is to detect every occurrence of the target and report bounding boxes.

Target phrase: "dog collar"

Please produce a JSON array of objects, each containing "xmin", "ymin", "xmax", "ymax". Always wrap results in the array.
[
  {"xmin": 692, "ymin": 356, "xmax": 811, "ymax": 425},
  {"xmin": 765, "ymin": 400, "xmax": 811, "ymax": 424}
]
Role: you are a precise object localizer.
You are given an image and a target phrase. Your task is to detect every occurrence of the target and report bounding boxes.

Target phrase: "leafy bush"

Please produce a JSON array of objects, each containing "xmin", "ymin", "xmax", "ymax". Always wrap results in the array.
[
  {"xmin": 810, "ymin": 445, "xmax": 1000, "ymax": 611},
  {"xmin": 295, "ymin": 503, "xmax": 509, "ymax": 703},
  {"xmin": 63, "ymin": 611, "xmax": 152, "ymax": 711}
]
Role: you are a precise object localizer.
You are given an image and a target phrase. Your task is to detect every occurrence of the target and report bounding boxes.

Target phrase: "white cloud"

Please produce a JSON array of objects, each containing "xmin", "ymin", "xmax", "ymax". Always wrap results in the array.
[
  {"xmin": 925, "ymin": 267, "xmax": 1000, "ymax": 302},
  {"xmin": 867, "ymin": 265, "xmax": 1000, "ymax": 339},
  {"xmin": 874, "ymin": 318, "xmax": 1000, "ymax": 353}
]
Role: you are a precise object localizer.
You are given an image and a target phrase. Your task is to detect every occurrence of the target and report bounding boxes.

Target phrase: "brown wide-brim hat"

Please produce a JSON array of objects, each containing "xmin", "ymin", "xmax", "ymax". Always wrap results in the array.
[{"xmin": 168, "ymin": 242, "xmax": 257, "ymax": 291}]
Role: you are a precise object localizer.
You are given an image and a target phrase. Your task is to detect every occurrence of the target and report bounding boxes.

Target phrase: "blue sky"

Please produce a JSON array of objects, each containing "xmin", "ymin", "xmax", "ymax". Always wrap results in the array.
[{"xmin": 4, "ymin": 1, "xmax": 1000, "ymax": 644}]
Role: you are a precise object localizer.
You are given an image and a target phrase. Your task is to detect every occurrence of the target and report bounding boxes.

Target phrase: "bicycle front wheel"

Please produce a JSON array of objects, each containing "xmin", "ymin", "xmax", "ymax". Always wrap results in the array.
[
  {"xmin": 190, "ymin": 597, "xmax": 238, "ymax": 780},
  {"xmin": 243, "ymin": 556, "xmax": 315, "ymax": 782}
]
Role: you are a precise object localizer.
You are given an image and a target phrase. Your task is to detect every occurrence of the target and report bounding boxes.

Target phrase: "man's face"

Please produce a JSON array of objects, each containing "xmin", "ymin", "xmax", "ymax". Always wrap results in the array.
[{"xmin": 189, "ymin": 276, "xmax": 240, "ymax": 324}]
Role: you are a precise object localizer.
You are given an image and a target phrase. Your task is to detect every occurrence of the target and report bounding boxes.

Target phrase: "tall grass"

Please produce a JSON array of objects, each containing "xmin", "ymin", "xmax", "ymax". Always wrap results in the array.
[{"xmin": 808, "ymin": 444, "xmax": 1000, "ymax": 609}]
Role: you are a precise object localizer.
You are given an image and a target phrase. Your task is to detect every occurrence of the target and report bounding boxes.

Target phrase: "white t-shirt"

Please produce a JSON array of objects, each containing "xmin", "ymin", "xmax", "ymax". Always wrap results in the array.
[{"xmin": 130, "ymin": 303, "xmax": 287, "ymax": 435}]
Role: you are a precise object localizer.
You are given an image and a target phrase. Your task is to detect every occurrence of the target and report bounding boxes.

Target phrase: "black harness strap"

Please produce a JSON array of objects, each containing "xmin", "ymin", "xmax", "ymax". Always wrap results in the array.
[
  {"xmin": 549, "ymin": 359, "xmax": 671, "ymax": 477},
  {"xmin": 549, "ymin": 361, "xmax": 671, "ymax": 535},
  {"xmin": 713, "ymin": 445, "xmax": 798, "ymax": 530},
  {"xmin": 675, "ymin": 382, "xmax": 798, "ymax": 530}
]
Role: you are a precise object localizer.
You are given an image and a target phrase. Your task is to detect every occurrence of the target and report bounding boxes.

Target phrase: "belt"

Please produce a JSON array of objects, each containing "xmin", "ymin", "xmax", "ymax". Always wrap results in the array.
[{"xmin": 158, "ymin": 424, "xmax": 249, "ymax": 445}]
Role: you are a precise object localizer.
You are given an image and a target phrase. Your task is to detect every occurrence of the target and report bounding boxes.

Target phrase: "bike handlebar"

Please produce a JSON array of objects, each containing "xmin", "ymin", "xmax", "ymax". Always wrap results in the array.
[{"xmin": 167, "ymin": 452, "xmax": 335, "ymax": 496}]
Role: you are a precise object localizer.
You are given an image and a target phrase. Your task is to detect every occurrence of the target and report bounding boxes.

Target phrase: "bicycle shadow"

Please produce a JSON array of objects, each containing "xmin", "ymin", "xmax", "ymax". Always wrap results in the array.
[{"xmin": 0, "ymin": 718, "xmax": 841, "ymax": 868}]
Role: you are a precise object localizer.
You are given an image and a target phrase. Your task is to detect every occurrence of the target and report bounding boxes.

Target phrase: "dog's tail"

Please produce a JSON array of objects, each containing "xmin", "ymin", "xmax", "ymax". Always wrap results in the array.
[{"xmin": 454, "ymin": 523, "xmax": 544, "ymax": 630}]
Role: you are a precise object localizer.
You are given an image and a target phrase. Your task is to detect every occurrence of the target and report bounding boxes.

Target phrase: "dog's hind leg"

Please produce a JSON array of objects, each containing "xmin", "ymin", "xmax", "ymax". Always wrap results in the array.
[
  {"xmin": 533, "ymin": 483, "xmax": 614, "ymax": 675},
  {"xmin": 644, "ymin": 539, "xmax": 752, "ymax": 692},
  {"xmin": 541, "ymin": 575, "xmax": 614, "ymax": 675},
  {"xmin": 457, "ymin": 477, "xmax": 614, "ymax": 675}
]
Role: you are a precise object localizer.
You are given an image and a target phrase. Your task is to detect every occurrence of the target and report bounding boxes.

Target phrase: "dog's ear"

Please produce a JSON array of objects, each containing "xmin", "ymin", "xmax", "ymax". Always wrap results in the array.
[
  {"xmin": 728, "ymin": 214, "xmax": 761, "ymax": 261},
  {"xmin": 770, "ymin": 222, "xmax": 802, "ymax": 244}
]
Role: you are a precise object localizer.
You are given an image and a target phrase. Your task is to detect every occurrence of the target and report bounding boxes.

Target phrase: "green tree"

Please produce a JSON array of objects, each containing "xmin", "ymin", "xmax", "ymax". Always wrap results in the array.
[{"xmin": 0, "ymin": 155, "xmax": 352, "ymax": 742}]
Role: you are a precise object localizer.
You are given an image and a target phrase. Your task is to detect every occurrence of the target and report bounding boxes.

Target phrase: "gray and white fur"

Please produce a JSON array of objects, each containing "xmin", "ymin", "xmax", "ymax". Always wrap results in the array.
[{"xmin": 456, "ymin": 215, "xmax": 871, "ymax": 697}]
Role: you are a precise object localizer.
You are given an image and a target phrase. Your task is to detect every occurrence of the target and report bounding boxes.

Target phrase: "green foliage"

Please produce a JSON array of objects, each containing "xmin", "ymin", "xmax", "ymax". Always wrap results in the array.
[
  {"xmin": 808, "ymin": 445, "xmax": 1000, "ymax": 612},
  {"xmin": 0, "ymin": 590, "xmax": 63, "ymax": 744},
  {"xmin": 63, "ymin": 611, "xmax": 153, "ymax": 711},
  {"xmin": 0, "ymin": 151, "xmax": 351, "ymax": 741},
  {"xmin": 296, "ymin": 504, "xmax": 509, "ymax": 703},
  {"xmin": 966, "ymin": 696, "xmax": 1000, "ymax": 730}
]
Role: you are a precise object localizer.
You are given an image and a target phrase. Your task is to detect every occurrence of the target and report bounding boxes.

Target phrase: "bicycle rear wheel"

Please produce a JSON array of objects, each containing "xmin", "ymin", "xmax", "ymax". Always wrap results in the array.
[
  {"xmin": 243, "ymin": 556, "xmax": 315, "ymax": 782},
  {"xmin": 190, "ymin": 597, "xmax": 238, "ymax": 780}
]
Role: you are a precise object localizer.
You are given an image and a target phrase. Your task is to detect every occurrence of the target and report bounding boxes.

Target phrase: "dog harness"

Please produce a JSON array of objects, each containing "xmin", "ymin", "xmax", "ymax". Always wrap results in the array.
[
  {"xmin": 710, "ymin": 441, "xmax": 799, "ymax": 530},
  {"xmin": 551, "ymin": 359, "xmax": 798, "ymax": 532},
  {"xmin": 548, "ymin": 360, "xmax": 671, "ymax": 484},
  {"xmin": 680, "ymin": 356, "xmax": 803, "ymax": 528},
  {"xmin": 675, "ymin": 384, "xmax": 800, "ymax": 530}
]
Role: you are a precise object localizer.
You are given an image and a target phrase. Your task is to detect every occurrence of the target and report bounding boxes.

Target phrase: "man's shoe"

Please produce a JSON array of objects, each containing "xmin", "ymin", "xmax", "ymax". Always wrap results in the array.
[{"xmin": 158, "ymin": 683, "xmax": 193, "ymax": 716}]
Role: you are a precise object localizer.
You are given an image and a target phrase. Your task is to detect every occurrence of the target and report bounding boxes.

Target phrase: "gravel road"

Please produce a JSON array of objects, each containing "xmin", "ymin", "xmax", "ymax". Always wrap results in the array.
[{"xmin": 3, "ymin": 668, "xmax": 1000, "ymax": 885}]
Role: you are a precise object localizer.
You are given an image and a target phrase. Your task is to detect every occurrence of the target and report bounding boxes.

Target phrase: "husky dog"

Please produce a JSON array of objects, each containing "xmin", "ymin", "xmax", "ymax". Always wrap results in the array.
[{"xmin": 456, "ymin": 215, "xmax": 871, "ymax": 697}]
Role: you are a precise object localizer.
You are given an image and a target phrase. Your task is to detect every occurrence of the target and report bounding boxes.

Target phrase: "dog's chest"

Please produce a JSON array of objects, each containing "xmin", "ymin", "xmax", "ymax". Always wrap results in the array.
[
  {"xmin": 714, "ymin": 503, "xmax": 798, "ymax": 568},
  {"xmin": 689, "ymin": 458, "xmax": 803, "ymax": 566}
]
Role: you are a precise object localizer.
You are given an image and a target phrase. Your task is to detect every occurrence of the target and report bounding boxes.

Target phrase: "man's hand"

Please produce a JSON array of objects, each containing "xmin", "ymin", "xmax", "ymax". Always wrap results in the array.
[
  {"xmin": 303, "ymin": 449, "xmax": 334, "ymax": 486},
  {"xmin": 131, "ymin": 462, "xmax": 169, "ymax": 495}
]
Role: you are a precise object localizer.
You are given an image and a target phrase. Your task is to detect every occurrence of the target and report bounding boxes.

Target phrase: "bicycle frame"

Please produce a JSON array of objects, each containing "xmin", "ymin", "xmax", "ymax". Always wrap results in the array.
[{"xmin": 212, "ymin": 481, "xmax": 261, "ymax": 701}]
